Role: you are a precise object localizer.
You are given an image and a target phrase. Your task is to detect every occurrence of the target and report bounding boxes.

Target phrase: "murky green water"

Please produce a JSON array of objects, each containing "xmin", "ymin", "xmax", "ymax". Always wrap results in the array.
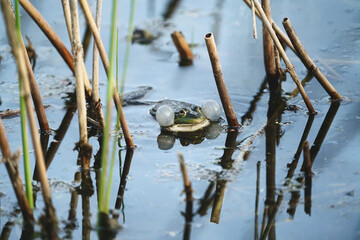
[{"xmin": 0, "ymin": 0, "xmax": 359, "ymax": 239}]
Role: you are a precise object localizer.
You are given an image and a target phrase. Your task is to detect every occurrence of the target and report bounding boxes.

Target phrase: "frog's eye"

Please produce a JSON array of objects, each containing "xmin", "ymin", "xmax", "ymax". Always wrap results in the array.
[
  {"xmin": 179, "ymin": 109, "xmax": 187, "ymax": 116},
  {"xmin": 192, "ymin": 106, "xmax": 200, "ymax": 112}
]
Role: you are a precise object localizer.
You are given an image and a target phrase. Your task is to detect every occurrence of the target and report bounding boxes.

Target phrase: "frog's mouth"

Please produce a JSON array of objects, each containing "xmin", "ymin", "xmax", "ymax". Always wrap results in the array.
[{"xmin": 163, "ymin": 118, "xmax": 210, "ymax": 133}]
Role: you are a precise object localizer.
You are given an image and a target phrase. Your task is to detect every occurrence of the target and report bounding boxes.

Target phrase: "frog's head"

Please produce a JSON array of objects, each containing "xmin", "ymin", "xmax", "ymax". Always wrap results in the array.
[{"xmin": 174, "ymin": 105, "xmax": 206, "ymax": 125}]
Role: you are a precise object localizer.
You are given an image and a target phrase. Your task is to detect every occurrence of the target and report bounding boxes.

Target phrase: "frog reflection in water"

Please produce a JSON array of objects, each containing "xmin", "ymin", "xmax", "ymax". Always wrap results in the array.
[{"xmin": 122, "ymin": 86, "xmax": 223, "ymax": 149}]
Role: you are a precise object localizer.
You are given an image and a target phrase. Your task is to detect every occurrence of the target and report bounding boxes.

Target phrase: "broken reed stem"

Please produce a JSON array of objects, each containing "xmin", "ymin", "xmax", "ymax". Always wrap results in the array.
[
  {"xmin": 204, "ymin": 33, "xmax": 240, "ymax": 128},
  {"xmin": 2, "ymin": 0, "xmax": 56, "ymax": 221},
  {"xmin": 303, "ymin": 141, "xmax": 312, "ymax": 176},
  {"xmin": 177, "ymin": 152, "xmax": 193, "ymax": 201},
  {"xmin": 251, "ymin": 0, "xmax": 257, "ymax": 39},
  {"xmin": 171, "ymin": 31, "xmax": 194, "ymax": 66},
  {"xmin": 91, "ymin": 0, "xmax": 105, "ymax": 130},
  {"xmin": 243, "ymin": 0, "xmax": 297, "ymax": 55},
  {"xmin": 261, "ymin": 0, "xmax": 278, "ymax": 84},
  {"xmin": 19, "ymin": 0, "xmax": 92, "ymax": 97},
  {"xmin": 0, "ymin": 118, "xmax": 34, "ymax": 222},
  {"xmin": 70, "ymin": 0, "xmax": 92, "ymax": 169},
  {"xmin": 252, "ymin": 0, "xmax": 316, "ymax": 115},
  {"xmin": 282, "ymin": 18, "xmax": 342, "ymax": 100},
  {"xmin": 79, "ymin": 0, "xmax": 134, "ymax": 148}
]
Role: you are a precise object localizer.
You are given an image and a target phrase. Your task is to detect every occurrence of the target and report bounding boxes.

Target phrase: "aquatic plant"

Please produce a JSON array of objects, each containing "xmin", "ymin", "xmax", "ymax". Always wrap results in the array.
[
  {"xmin": 15, "ymin": 0, "xmax": 33, "ymax": 210},
  {"xmin": 98, "ymin": 0, "xmax": 118, "ymax": 215}
]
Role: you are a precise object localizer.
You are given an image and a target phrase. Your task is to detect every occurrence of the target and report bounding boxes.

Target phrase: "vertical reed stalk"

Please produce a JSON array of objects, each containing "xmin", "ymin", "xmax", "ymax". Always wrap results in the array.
[
  {"xmin": 282, "ymin": 18, "xmax": 342, "ymax": 100},
  {"xmin": 261, "ymin": 0, "xmax": 278, "ymax": 87},
  {"xmin": 15, "ymin": 0, "xmax": 33, "ymax": 209},
  {"xmin": 120, "ymin": 0, "xmax": 137, "ymax": 96},
  {"xmin": 92, "ymin": 0, "xmax": 105, "ymax": 130},
  {"xmin": 98, "ymin": 0, "xmax": 118, "ymax": 214},
  {"xmin": 2, "ymin": 0, "xmax": 56, "ymax": 221},
  {"xmin": 204, "ymin": 33, "xmax": 240, "ymax": 128},
  {"xmin": 251, "ymin": 0, "xmax": 257, "ymax": 39},
  {"xmin": 79, "ymin": 0, "xmax": 134, "ymax": 148},
  {"xmin": 252, "ymin": 0, "xmax": 316, "ymax": 115},
  {"xmin": 70, "ymin": 0, "xmax": 92, "ymax": 169}
]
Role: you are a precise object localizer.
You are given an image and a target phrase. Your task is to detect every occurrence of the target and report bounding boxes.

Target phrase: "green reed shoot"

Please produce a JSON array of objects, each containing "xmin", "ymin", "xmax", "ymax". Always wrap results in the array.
[
  {"xmin": 98, "ymin": 0, "xmax": 118, "ymax": 215},
  {"xmin": 116, "ymin": 28, "xmax": 120, "ymax": 129},
  {"xmin": 119, "ymin": 0, "xmax": 137, "ymax": 96},
  {"xmin": 15, "ymin": 0, "xmax": 33, "ymax": 210}
]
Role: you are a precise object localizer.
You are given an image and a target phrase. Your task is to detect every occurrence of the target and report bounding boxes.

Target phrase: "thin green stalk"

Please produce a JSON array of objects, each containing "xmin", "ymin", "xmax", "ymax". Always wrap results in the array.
[
  {"xmin": 116, "ymin": 28, "xmax": 120, "ymax": 128},
  {"xmin": 119, "ymin": 0, "xmax": 137, "ymax": 96},
  {"xmin": 98, "ymin": 0, "xmax": 118, "ymax": 215},
  {"xmin": 16, "ymin": 0, "xmax": 33, "ymax": 210}
]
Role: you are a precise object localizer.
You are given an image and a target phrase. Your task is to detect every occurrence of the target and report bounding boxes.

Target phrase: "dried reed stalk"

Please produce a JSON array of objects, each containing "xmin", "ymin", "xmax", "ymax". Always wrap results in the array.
[
  {"xmin": 70, "ymin": 0, "xmax": 92, "ymax": 169},
  {"xmin": 79, "ymin": 0, "xmax": 134, "ymax": 148},
  {"xmin": 91, "ymin": 0, "xmax": 105, "ymax": 130},
  {"xmin": 251, "ymin": 0, "xmax": 257, "ymax": 39},
  {"xmin": 20, "ymin": 38, "xmax": 49, "ymax": 132},
  {"xmin": 243, "ymin": 0, "xmax": 297, "ymax": 54},
  {"xmin": 252, "ymin": 0, "xmax": 316, "ymax": 114},
  {"xmin": 282, "ymin": 18, "xmax": 342, "ymax": 100},
  {"xmin": 19, "ymin": 0, "xmax": 92, "ymax": 97},
  {"xmin": 171, "ymin": 31, "xmax": 193, "ymax": 66},
  {"xmin": 2, "ymin": 0, "xmax": 57, "ymax": 221},
  {"xmin": 204, "ymin": 33, "xmax": 240, "ymax": 128},
  {"xmin": 0, "ymin": 118, "xmax": 34, "ymax": 222},
  {"xmin": 261, "ymin": 0, "xmax": 277, "ymax": 84}
]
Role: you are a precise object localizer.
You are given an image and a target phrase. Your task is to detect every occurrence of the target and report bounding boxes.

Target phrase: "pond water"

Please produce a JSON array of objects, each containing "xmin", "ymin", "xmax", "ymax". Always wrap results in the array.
[{"xmin": 0, "ymin": 0, "xmax": 360, "ymax": 239}]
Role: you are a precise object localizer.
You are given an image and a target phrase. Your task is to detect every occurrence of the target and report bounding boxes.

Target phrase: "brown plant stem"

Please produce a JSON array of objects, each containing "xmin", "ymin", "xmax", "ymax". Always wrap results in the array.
[
  {"xmin": 0, "ymin": 118, "xmax": 34, "ymax": 222},
  {"xmin": 79, "ymin": 0, "xmax": 134, "ymax": 148},
  {"xmin": 171, "ymin": 31, "xmax": 193, "ymax": 66},
  {"xmin": 70, "ymin": 0, "xmax": 92, "ymax": 169},
  {"xmin": 261, "ymin": 0, "xmax": 278, "ymax": 87},
  {"xmin": 1, "ymin": 0, "xmax": 56, "ymax": 221},
  {"xmin": 19, "ymin": 0, "xmax": 92, "ymax": 97},
  {"xmin": 252, "ymin": 0, "xmax": 316, "ymax": 115},
  {"xmin": 282, "ymin": 18, "xmax": 342, "ymax": 100},
  {"xmin": 204, "ymin": 32, "xmax": 240, "ymax": 128},
  {"xmin": 21, "ymin": 38, "xmax": 49, "ymax": 133},
  {"xmin": 91, "ymin": 0, "xmax": 105, "ymax": 131}
]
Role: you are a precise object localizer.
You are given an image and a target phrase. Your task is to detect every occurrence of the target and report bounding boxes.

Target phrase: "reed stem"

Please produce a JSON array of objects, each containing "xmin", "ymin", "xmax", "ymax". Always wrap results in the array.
[
  {"xmin": 0, "ymin": 117, "xmax": 34, "ymax": 222},
  {"xmin": 261, "ymin": 0, "xmax": 278, "ymax": 86},
  {"xmin": 99, "ymin": 0, "xmax": 118, "ymax": 214},
  {"xmin": 204, "ymin": 33, "xmax": 240, "ymax": 128},
  {"xmin": 171, "ymin": 31, "xmax": 194, "ymax": 66},
  {"xmin": 79, "ymin": 0, "xmax": 134, "ymax": 148},
  {"xmin": 92, "ymin": 0, "xmax": 105, "ymax": 130},
  {"xmin": 2, "ymin": 0, "xmax": 57, "ymax": 221},
  {"xmin": 252, "ymin": 0, "xmax": 316, "ymax": 115},
  {"xmin": 70, "ymin": 0, "xmax": 92, "ymax": 169},
  {"xmin": 13, "ymin": 0, "xmax": 34, "ymax": 210},
  {"xmin": 282, "ymin": 18, "xmax": 342, "ymax": 100}
]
